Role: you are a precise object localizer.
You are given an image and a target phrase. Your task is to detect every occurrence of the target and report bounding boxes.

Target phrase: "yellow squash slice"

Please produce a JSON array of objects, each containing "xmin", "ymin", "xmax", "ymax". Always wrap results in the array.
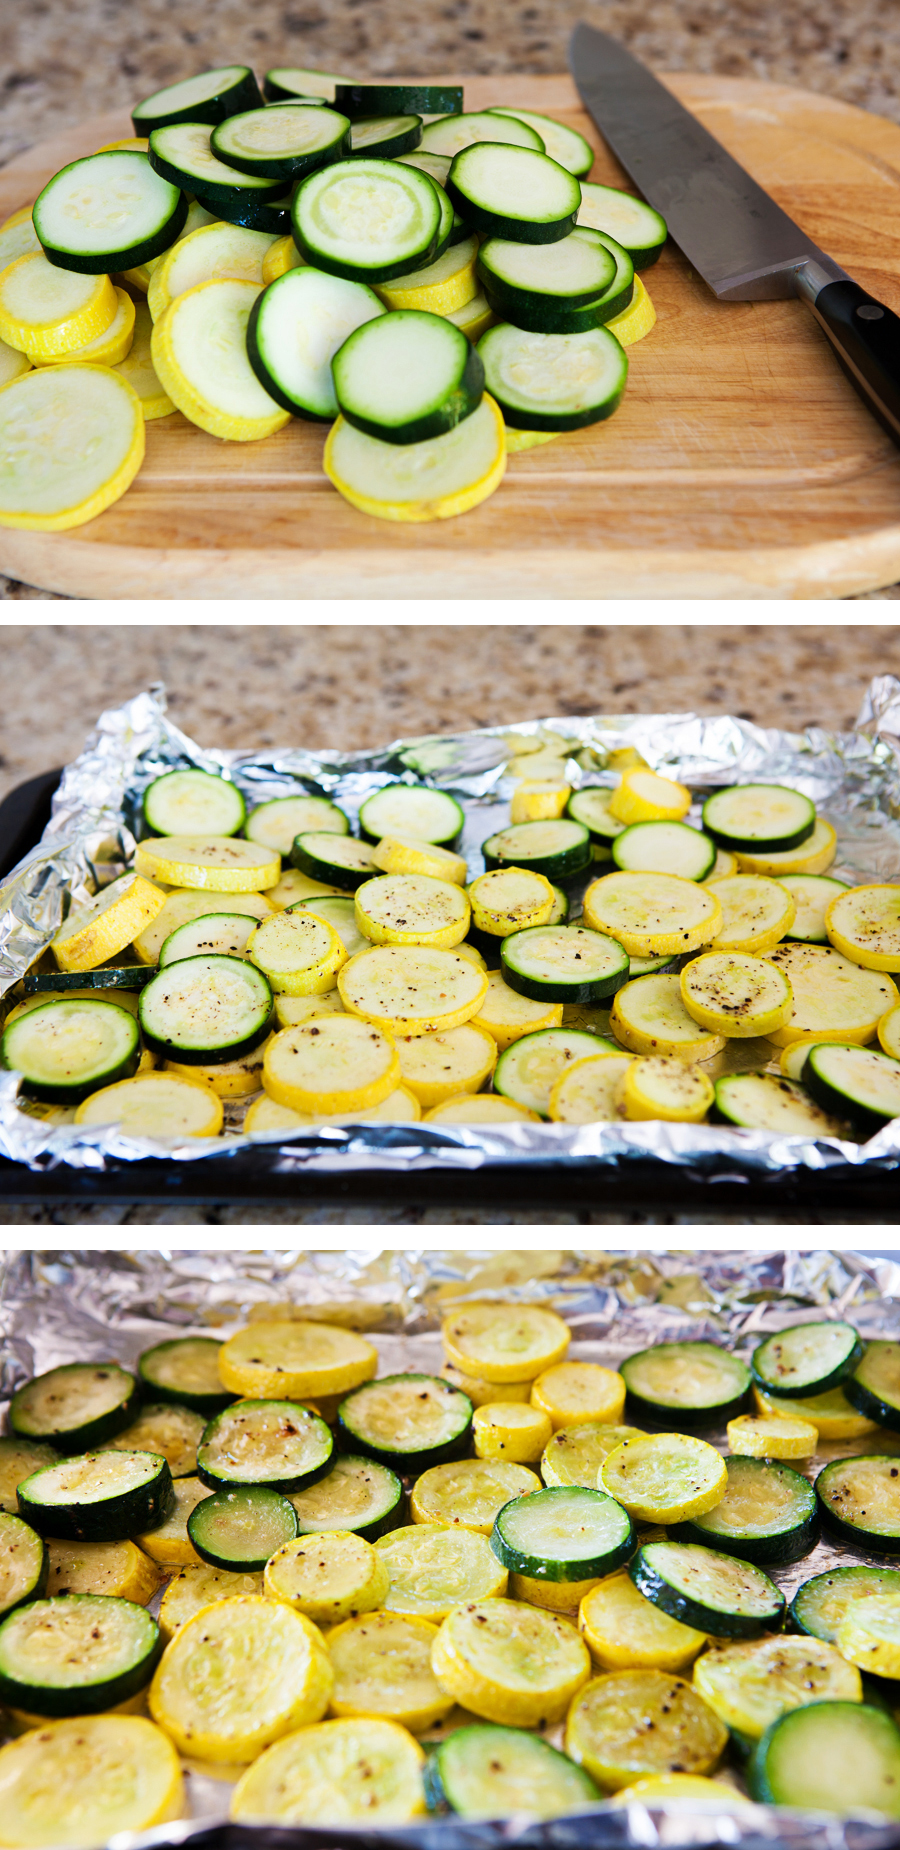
[
  {"xmin": 247, "ymin": 910, "xmax": 346, "ymax": 995},
  {"xmin": 706, "ymin": 875, "xmax": 796, "ymax": 955},
  {"xmin": 376, "ymin": 235, "xmax": 479, "ymax": 315},
  {"xmin": 371, "ymin": 833, "xmax": 468, "ymax": 885},
  {"xmin": 158, "ymin": 1563, "xmax": 263, "ymax": 1640},
  {"xmin": 339, "ymin": 944, "xmax": 488, "ymax": 1035},
  {"xmin": 0, "ymin": 209, "xmax": 41, "ymax": 279},
  {"xmin": 604, "ymin": 273, "xmax": 656, "ymax": 346},
  {"xmin": 355, "ymin": 874, "xmax": 470, "ymax": 949},
  {"xmin": 268, "ymin": 867, "xmax": 346, "ymax": 908},
  {"xmin": 46, "ymin": 1538, "xmax": 162, "ymax": 1603},
  {"xmin": 148, "ymin": 221, "xmax": 278, "ymax": 321},
  {"xmin": 693, "ymin": 1634, "xmax": 861, "ymax": 1739},
  {"xmin": 0, "ymin": 1714, "xmax": 183, "ymax": 1849},
  {"xmin": 582, "ymin": 872, "xmax": 722, "ymax": 957},
  {"xmin": 149, "ymin": 1595, "xmax": 332, "ymax": 1762},
  {"xmin": 442, "ymin": 1301, "xmax": 570, "ymax": 1383},
  {"xmin": 752, "ymin": 1381, "xmax": 876, "ymax": 1439},
  {"xmin": 610, "ymin": 972, "xmax": 725, "ymax": 1062},
  {"xmin": 0, "ymin": 364, "xmax": 145, "ymax": 531},
  {"xmin": 548, "ymin": 1053, "xmax": 633, "ymax": 1123},
  {"xmin": 374, "ymin": 1523, "xmax": 507, "ymax": 1619},
  {"xmin": 165, "ymin": 1038, "xmax": 270, "ymax": 1099},
  {"xmin": 565, "ymin": 1668, "xmax": 728, "ymax": 1789},
  {"xmin": 600, "ymin": 1433, "xmax": 727, "ymax": 1525},
  {"xmin": 836, "ymin": 1594, "xmax": 900, "ymax": 1677},
  {"xmin": 132, "ymin": 887, "xmax": 275, "ymax": 964},
  {"xmin": 243, "ymin": 1086, "xmax": 421, "ymax": 1131},
  {"xmin": 469, "ymin": 867, "xmax": 556, "ymax": 936},
  {"xmin": 878, "ymin": 1003, "xmax": 900, "ymax": 1059},
  {"xmin": 431, "ymin": 1597, "xmax": 590, "ymax": 1726},
  {"xmin": 327, "ymin": 1611, "xmax": 454, "ymax": 1731},
  {"xmin": 274, "ymin": 991, "xmax": 345, "ymax": 1028},
  {"xmin": 74, "ymin": 1072, "xmax": 224, "ymax": 1138},
  {"xmin": 324, "ymin": 393, "xmax": 506, "ymax": 522},
  {"xmin": 425, "ymin": 1094, "xmax": 540, "ymax": 1122},
  {"xmin": 611, "ymin": 1773, "xmax": 749, "ymax": 1808},
  {"xmin": 134, "ymin": 835, "xmax": 280, "ymax": 892},
  {"xmin": 447, "ymin": 288, "xmax": 494, "ymax": 343},
  {"xmin": 262, "ymin": 234, "xmax": 305, "ymax": 284},
  {"xmin": 0, "ymin": 339, "xmax": 31, "ymax": 388},
  {"xmin": 579, "ymin": 1571, "xmax": 706, "ymax": 1673},
  {"xmin": 541, "ymin": 1423, "xmax": 646, "ymax": 1489},
  {"xmin": 510, "ymin": 781, "xmax": 572, "ymax": 823},
  {"xmin": 472, "ymin": 1401, "xmax": 553, "ymax": 1464},
  {"xmin": 440, "ymin": 1366, "xmax": 533, "ymax": 1407},
  {"xmin": 734, "ymin": 817, "xmax": 838, "ymax": 877},
  {"xmin": 619, "ymin": 1055, "xmax": 714, "ymax": 1122},
  {"xmin": 410, "ymin": 1458, "xmax": 540, "ymax": 1533},
  {"xmin": 262, "ymin": 1014, "xmax": 400, "ymax": 1112},
  {"xmin": 530, "ymin": 1363, "xmax": 626, "ymax": 1430},
  {"xmin": 151, "ymin": 278, "xmax": 290, "ymax": 440},
  {"xmin": 726, "ymin": 1413, "xmax": 817, "ymax": 1458},
  {"xmin": 99, "ymin": 1403, "xmax": 203, "ymax": 1478},
  {"xmin": 608, "ymin": 770, "xmax": 692, "ymax": 826},
  {"xmin": 219, "ymin": 1319, "xmax": 377, "ymax": 1399},
  {"xmin": 135, "ymin": 1475, "xmax": 211, "ymax": 1567},
  {"xmin": 265, "ymin": 1530, "xmax": 388, "ymax": 1625},
  {"xmin": 31, "ymin": 286, "xmax": 135, "ymax": 368},
  {"xmin": 393, "ymin": 1020, "xmax": 497, "ymax": 1109},
  {"xmin": 765, "ymin": 940, "xmax": 898, "ymax": 1046},
  {"xmin": 471, "ymin": 969, "xmax": 564, "ymax": 1050},
  {"xmin": 680, "ymin": 952, "xmax": 792, "ymax": 1038},
  {"xmin": 0, "ymin": 254, "xmax": 116, "ymax": 358},
  {"xmin": 0, "ymin": 1440, "xmax": 60, "ymax": 1514},
  {"xmin": 231, "ymin": 1716, "xmax": 426, "ymax": 1825},
  {"xmin": 52, "ymin": 872, "xmax": 165, "ymax": 972},
  {"xmin": 826, "ymin": 885, "xmax": 900, "ymax": 971}
]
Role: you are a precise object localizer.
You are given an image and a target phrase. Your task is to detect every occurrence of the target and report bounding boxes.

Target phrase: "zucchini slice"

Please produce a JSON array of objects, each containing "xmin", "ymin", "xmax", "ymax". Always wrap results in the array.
[
  {"xmin": 541, "ymin": 1423, "xmax": 646, "ymax": 1490},
  {"xmin": 494, "ymin": 1025, "xmax": 615, "ymax": 1116},
  {"xmin": 338, "ymin": 82, "xmax": 463, "ymax": 116},
  {"xmin": 564, "ymin": 1667, "xmax": 728, "ymax": 1788},
  {"xmin": 779, "ymin": 873, "xmax": 849, "ymax": 944},
  {"xmin": 18, "ymin": 1451, "xmax": 173, "ymax": 1543},
  {"xmin": 265, "ymin": 67, "xmax": 353, "ymax": 103},
  {"xmin": 681, "ymin": 952, "xmax": 792, "ymax": 1039},
  {"xmin": 847, "ymin": 1341, "xmax": 900, "ymax": 1431},
  {"xmin": 671, "ymin": 1456, "xmax": 818, "ymax": 1565},
  {"xmin": 339, "ymin": 1373, "xmax": 472, "ymax": 1473},
  {"xmin": 148, "ymin": 1594, "xmax": 333, "ymax": 1762},
  {"xmin": 0, "ymin": 1594, "xmax": 161, "ymax": 1716},
  {"xmin": 138, "ymin": 1336, "xmax": 231, "ymax": 1417},
  {"xmin": 327, "ymin": 1610, "xmax": 453, "ymax": 1731},
  {"xmin": 143, "ymin": 768, "xmax": 246, "ymax": 838},
  {"xmin": 133, "ymin": 65, "xmax": 263, "ymax": 133},
  {"xmin": 0, "ymin": 1713, "xmax": 183, "ymax": 1845},
  {"xmin": 0, "ymin": 1439, "xmax": 60, "ymax": 1515},
  {"xmin": 248, "ymin": 266, "xmax": 385, "ymax": 419},
  {"xmin": 694, "ymin": 1633, "xmax": 861, "ymax": 1741},
  {"xmin": 420, "ymin": 113, "xmax": 544, "ymax": 157},
  {"xmin": 212, "ymin": 103, "xmax": 351, "ymax": 180},
  {"xmin": 293, "ymin": 158, "xmax": 441, "ymax": 283},
  {"xmin": 135, "ymin": 1475, "xmax": 211, "ymax": 1567},
  {"xmin": 630, "ymin": 1540, "xmax": 785, "ymax": 1637},
  {"xmin": 791, "ymin": 1565, "xmax": 900, "ymax": 1644},
  {"xmin": 448, "ymin": 143, "xmax": 580, "ymax": 242},
  {"xmin": 805, "ymin": 1041, "xmax": 900, "ymax": 1133},
  {"xmin": 702, "ymin": 785, "xmax": 816, "ymax": 853},
  {"xmin": 332, "ymin": 309, "xmax": 483, "ymax": 444},
  {"xmin": 291, "ymin": 894, "xmax": 369, "ymax": 958},
  {"xmin": 483, "ymin": 819, "xmax": 591, "ymax": 881},
  {"xmin": 158, "ymin": 912, "xmax": 257, "ymax": 965},
  {"xmin": 34, "ymin": 153, "xmax": 186, "ymax": 275},
  {"xmin": 410, "ymin": 1458, "xmax": 539, "ymax": 1534},
  {"xmin": 750, "ymin": 1700, "xmax": 900, "ymax": 1814},
  {"xmin": 23, "ymin": 966, "xmax": 152, "ymax": 994},
  {"xmin": 139, "ymin": 954, "xmax": 274, "ymax": 1063},
  {"xmin": 232, "ymin": 1715, "xmax": 426, "ymax": 1824},
  {"xmin": 292, "ymin": 831, "xmax": 378, "ymax": 889},
  {"xmin": 491, "ymin": 1485, "xmax": 634, "ymax": 1581},
  {"xmin": 246, "ymin": 794, "xmax": 349, "ymax": 855},
  {"xmin": 620, "ymin": 1342, "xmax": 751, "ymax": 1425},
  {"xmin": 2, "ymin": 999, "xmax": 139, "ymax": 1103},
  {"xmin": 714, "ymin": 1071, "xmax": 845, "ymax": 1135},
  {"xmin": 133, "ymin": 889, "xmax": 274, "ymax": 967},
  {"xmin": 501, "ymin": 925, "xmax": 629, "ymax": 1003},
  {"xmin": 158, "ymin": 1562, "xmax": 264, "ymax": 1639},
  {"xmin": 816, "ymin": 1455, "xmax": 900, "ymax": 1553},
  {"xmin": 349, "ymin": 115, "xmax": 423, "ymax": 158},
  {"xmin": 100, "ymin": 1403, "xmax": 204, "ymax": 1478},
  {"xmin": 601, "ymin": 1434, "xmax": 727, "ymax": 1526},
  {"xmin": 578, "ymin": 1570, "xmax": 706, "ymax": 1673},
  {"xmin": 426, "ymin": 1723, "xmax": 599, "ymax": 1819},
  {"xmin": 265, "ymin": 1529, "xmax": 387, "ymax": 1622},
  {"xmin": 289, "ymin": 1455, "xmax": 403, "ymax": 1540},
  {"xmin": 0, "ymin": 1514, "xmax": 47, "ymax": 1616},
  {"xmin": 10, "ymin": 1363, "xmax": 139, "ymax": 1453},
  {"xmin": 359, "ymin": 785, "xmax": 465, "ymax": 847},
  {"xmin": 488, "ymin": 107, "xmax": 593, "ymax": 177},
  {"xmin": 576, "ymin": 180, "xmax": 667, "ymax": 266},
  {"xmin": 752, "ymin": 1320, "xmax": 863, "ymax": 1398},
  {"xmin": 219, "ymin": 1319, "xmax": 377, "ymax": 1401},
  {"xmin": 197, "ymin": 1399, "xmax": 333, "ymax": 1493},
  {"xmin": 148, "ymin": 121, "xmax": 284, "ymax": 205},
  {"xmin": 374, "ymin": 1522, "xmax": 506, "ymax": 1619},
  {"xmin": 567, "ymin": 787, "xmax": 627, "ymax": 846},
  {"xmin": 188, "ymin": 1485, "xmax": 299, "ymax": 1570},
  {"xmin": 612, "ymin": 820, "xmax": 716, "ymax": 881},
  {"xmin": 431, "ymin": 1597, "xmax": 590, "ymax": 1728}
]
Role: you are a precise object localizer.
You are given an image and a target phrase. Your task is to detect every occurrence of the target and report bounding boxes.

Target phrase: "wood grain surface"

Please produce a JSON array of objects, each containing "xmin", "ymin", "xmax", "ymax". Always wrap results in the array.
[{"xmin": 3, "ymin": 72, "xmax": 900, "ymax": 599}]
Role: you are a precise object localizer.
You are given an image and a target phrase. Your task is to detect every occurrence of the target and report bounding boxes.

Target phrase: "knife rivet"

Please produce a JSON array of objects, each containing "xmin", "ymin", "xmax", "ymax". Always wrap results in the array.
[{"xmin": 857, "ymin": 304, "xmax": 884, "ymax": 320}]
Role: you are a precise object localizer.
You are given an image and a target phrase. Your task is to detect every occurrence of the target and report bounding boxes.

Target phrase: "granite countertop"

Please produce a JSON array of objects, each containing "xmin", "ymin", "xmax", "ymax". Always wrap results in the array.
[{"xmin": 2, "ymin": 0, "xmax": 900, "ymax": 599}]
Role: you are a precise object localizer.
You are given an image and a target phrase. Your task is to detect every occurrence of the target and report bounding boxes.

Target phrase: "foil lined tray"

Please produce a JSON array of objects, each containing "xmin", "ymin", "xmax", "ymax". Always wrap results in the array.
[
  {"xmin": 3, "ymin": 678, "xmax": 900, "ymax": 1176},
  {"xmin": 2, "ymin": 1246, "xmax": 900, "ymax": 1850}
]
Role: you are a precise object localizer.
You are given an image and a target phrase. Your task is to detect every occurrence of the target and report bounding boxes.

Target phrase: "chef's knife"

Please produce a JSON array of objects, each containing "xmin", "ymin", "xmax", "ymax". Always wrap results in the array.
[{"xmin": 569, "ymin": 23, "xmax": 900, "ymax": 443}]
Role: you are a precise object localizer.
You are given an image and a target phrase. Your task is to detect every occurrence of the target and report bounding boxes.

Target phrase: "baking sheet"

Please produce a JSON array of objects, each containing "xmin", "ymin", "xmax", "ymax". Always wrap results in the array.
[{"xmin": 3, "ymin": 679, "xmax": 900, "ymax": 1175}]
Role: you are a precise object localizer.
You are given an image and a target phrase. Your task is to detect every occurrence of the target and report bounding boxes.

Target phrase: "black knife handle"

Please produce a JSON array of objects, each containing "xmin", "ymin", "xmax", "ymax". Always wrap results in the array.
[{"xmin": 804, "ymin": 277, "xmax": 900, "ymax": 445}]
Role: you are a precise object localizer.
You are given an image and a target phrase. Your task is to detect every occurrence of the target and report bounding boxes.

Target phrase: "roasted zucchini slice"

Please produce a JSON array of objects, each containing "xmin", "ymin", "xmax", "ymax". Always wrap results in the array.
[{"xmin": 0, "ymin": 1593, "xmax": 161, "ymax": 1716}]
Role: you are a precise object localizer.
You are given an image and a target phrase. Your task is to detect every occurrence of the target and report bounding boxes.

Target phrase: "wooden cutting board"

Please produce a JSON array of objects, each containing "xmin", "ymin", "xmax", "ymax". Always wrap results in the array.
[{"xmin": 4, "ymin": 72, "xmax": 900, "ymax": 599}]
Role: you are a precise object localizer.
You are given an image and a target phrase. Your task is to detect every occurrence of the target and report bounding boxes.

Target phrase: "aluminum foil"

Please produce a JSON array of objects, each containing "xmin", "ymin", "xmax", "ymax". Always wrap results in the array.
[
  {"xmin": 2, "ymin": 1245, "xmax": 900, "ymax": 1850},
  {"xmin": 4, "ymin": 681, "xmax": 900, "ymax": 1176}
]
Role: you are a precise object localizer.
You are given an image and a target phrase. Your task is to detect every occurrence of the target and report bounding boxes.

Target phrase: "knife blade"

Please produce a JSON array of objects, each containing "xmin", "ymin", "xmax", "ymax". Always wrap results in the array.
[{"xmin": 569, "ymin": 23, "xmax": 900, "ymax": 443}]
